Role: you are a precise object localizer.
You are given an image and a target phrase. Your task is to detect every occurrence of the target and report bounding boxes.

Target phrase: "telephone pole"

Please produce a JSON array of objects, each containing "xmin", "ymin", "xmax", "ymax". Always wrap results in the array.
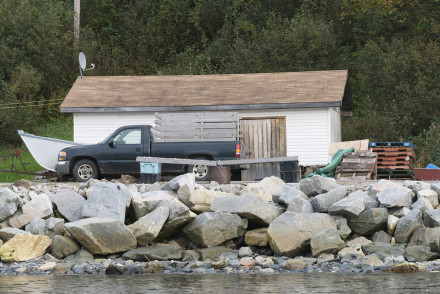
[{"xmin": 74, "ymin": 0, "xmax": 80, "ymax": 49}]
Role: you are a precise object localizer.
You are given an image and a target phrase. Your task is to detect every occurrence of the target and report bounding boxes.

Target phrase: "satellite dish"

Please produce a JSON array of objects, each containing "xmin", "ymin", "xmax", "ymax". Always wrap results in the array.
[
  {"xmin": 79, "ymin": 52, "xmax": 87, "ymax": 70},
  {"xmin": 78, "ymin": 52, "xmax": 95, "ymax": 78}
]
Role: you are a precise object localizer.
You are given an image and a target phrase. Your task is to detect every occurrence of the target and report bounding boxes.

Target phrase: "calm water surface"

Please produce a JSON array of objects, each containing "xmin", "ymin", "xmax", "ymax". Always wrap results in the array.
[{"xmin": 0, "ymin": 273, "xmax": 438, "ymax": 294}]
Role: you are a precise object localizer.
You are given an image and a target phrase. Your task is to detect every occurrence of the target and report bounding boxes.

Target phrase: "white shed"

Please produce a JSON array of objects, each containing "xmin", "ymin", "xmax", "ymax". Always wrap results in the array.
[{"xmin": 60, "ymin": 70, "xmax": 353, "ymax": 168}]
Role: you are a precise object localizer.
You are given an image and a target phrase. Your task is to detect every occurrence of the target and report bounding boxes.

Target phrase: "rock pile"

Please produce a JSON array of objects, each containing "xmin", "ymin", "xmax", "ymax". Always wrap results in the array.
[{"xmin": 1, "ymin": 175, "xmax": 440, "ymax": 275}]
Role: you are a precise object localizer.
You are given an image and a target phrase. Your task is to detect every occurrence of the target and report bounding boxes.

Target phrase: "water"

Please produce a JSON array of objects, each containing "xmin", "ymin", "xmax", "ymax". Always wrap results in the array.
[{"xmin": 0, "ymin": 273, "xmax": 439, "ymax": 293}]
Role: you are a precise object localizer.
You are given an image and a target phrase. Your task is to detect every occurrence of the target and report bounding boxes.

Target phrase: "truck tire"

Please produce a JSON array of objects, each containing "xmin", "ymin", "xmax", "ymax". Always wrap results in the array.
[
  {"xmin": 72, "ymin": 159, "xmax": 99, "ymax": 182},
  {"xmin": 186, "ymin": 157, "xmax": 210, "ymax": 181}
]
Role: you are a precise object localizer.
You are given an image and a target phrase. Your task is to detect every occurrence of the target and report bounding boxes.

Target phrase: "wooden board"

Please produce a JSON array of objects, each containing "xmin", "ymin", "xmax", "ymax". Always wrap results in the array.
[
  {"xmin": 329, "ymin": 139, "xmax": 370, "ymax": 155},
  {"xmin": 335, "ymin": 151, "xmax": 377, "ymax": 180},
  {"xmin": 240, "ymin": 117, "xmax": 286, "ymax": 181}
]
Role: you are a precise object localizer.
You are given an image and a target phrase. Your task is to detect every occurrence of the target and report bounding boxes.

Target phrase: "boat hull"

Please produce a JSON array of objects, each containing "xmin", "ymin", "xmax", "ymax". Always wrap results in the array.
[{"xmin": 18, "ymin": 130, "xmax": 84, "ymax": 172}]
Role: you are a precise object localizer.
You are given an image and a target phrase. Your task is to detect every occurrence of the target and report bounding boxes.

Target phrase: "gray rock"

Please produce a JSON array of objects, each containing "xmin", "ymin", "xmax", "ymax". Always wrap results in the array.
[
  {"xmin": 299, "ymin": 175, "xmax": 340, "ymax": 197},
  {"xmin": 25, "ymin": 217, "xmax": 64, "ymax": 238},
  {"xmin": 332, "ymin": 216, "xmax": 351, "ymax": 240},
  {"xmin": 310, "ymin": 228, "xmax": 345, "ymax": 257},
  {"xmin": 211, "ymin": 193, "xmax": 282, "ymax": 226},
  {"xmin": 347, "ymin": 236, "xmax": 373, "ymax": 249},
  {"xmin": 181, "ymin": 250, "xmax": 201, "ymax": 262},
  {"xmin": 372, "ymin": 230, "xmax": 392, "ymax": 243},
  {"xmin": 371, "ymin": 180, "xmax": 405, "ymax": 198},
  {"xmin": 25, "ymin": 218, "xmax": 46, "ymax": 235},
  {"xmin": 316, "ymin": 253, "xmax": 339, "ymax": 264},
  {"xmin": 65, "ymin": 217, "xmax": 137, "ymax": 255},
  {"xmin": 81, "ymin": 182, "xmax": 132, "ymax": 223},
  {"xmin": 348, "ymin": 208, "xmax": 388, "ymax": 236},
  {"xmin": 388, "ymin": 207, "xmax": 411, "ymax": 217},
  {"xmin": 183, "ymin": 212, "xmax": 247, "ymax": 247},
  {"xmin": 122, "ymin": 244, "xmax": 182, "ymax": 261},
  {"xmin": 169, "ymin": 173, "xmax": 195, "ymax": 206},
  {"xmin": 328, "ymin": 193, "xmax": 365, "ymax": 218},
  {"xmin": 131, "ymin": 191, "xmax": 177, "ymax": 219},
  {"xmin": 394, "ymin": 209, "xmax": 423, "ymax": 243},
  {"xmin": 287, "ymin": 198, "xmax": 314, "ymax": 213},
  {"xmin": 186, "ymin": 189, "xmax": 235, "ymax": 213},
  {"xmin": 0, "ymin": 227, "xmax": 31, "ymax": 242},
  {"xmin": 347, "ymin": 190, "xmax": 378, "ymax": 209},
  {"xmin": 431, "ymin": 183, "xmax": 440, "ymax": 195},
  {"xmin": 267, "ymin": 212, "xmax": 337, "ymax": 257},
  {"xmin": 362, "ymin": 255, "xmax": 384, "ymax": 267},
  {"xmin": 63, "ymin": 249, "xmax": 94, "ymax": 263},
  {"xmin": 247, "ymin": 176, "xmax": 285, "ymax": 198},
  {"xmin": 0, "ymin": 188, "xmax": 22, "ymax": 222},
  {"xmin": 51, "ymin": 235, "xmax": 80, "ymax": 259},
  {"xmin": 408, "ymin": 227, "xmax": 440, "ymax": 254},
  {"xmin": 404, "ymin": 246, "xmax": 438, "ymax": 262},
  {"xmin": 127, "ymin": 206, "xmax": 169, "ymax": 246},
  {"xmin": 411, "ymin": 197, "xmax": 433, "ymax": 212},
  {"xmin": 6, "ymin": 193, "xmax": 53, "ymax": 228},
  {"xmin": 362, "ymin": 243, "xmax": 405, "ymax": 260},
  {"xmin": 238, "ymin": 247, "xmax": 253, "ymax": 257},
  {"xmin": 417, "ymin": 189, "xmax": 439, "ymax": 208},
  {"xmin": 377, "ymin": 187, "xmax": 413, "ymax": 208},
  {"xmin": 403, "ymin": 181, "xmax": 430, "ymax": 193},
  {"xmin": 387, "ymin": 215, "xmax": 399, "ymax": 235},
  {"xmin": 278, "ymin": 185, "xmax": 307, "ymax": 206},
  {"xmin": 198, "ymin": 246, "xmax": 233, "ymax": 261},
  {"xmin": 310, "ymin": 187, "xmax": 348, "ymax": 213},
  {"xmin": 424, "ymin": 209, "xmax": 440, "ymax": 227},
  {"xmin": 52, "ymin": 191, "xmax": 85, "ymax": 222}
]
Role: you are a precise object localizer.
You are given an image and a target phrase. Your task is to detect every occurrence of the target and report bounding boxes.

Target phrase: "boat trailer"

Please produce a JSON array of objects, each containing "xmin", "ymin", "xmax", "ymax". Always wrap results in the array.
[{"xmin": 0, "ymin": 149, "xmax": 54, "ymax": 177}]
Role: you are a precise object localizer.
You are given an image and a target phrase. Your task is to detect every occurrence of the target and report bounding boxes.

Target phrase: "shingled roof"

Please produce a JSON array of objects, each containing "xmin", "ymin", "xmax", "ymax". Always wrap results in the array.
[{"xmin": 60, "ymin": 70, "xmax": 353, "ymax": 115}]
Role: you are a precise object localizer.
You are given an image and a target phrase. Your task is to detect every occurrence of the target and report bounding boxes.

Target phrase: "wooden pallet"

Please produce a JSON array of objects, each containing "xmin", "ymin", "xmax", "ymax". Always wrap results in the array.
[
  {"xmin": 377, "ymin": 169, "xmax": 414, "ymax": 180},
  {"xmin": 335, "ymin": 152, "xmax": 377, "ymax": 180}
]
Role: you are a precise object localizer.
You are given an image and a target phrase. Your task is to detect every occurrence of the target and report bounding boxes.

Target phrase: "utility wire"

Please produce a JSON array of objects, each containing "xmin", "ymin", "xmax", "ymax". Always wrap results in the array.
[
  {"xmin": 0, "ymin": 98, "xmax": 64, "ymax": 107},
  {"xmin": 0, "ymin": 102, "xmax": 63, "ymax": 110}
]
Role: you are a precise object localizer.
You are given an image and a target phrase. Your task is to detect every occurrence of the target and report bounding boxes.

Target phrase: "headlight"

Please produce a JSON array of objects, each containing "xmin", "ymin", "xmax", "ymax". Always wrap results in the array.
[{"xmin": 59, "ymin": 151, "xmax": 67, "ymax": 161}]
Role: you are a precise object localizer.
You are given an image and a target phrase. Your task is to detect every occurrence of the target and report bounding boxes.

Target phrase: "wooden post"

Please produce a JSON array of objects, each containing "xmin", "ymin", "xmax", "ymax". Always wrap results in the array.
[{"xmin": 74, "ymin": 0, "xmax": 80, "ymax": 49}]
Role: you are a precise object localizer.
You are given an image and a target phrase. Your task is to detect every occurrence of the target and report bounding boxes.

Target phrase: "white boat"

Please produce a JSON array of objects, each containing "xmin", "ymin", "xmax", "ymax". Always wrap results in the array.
[{"xmin": 18, "ymin": 130, "xmax": 84, "ymax": 172}]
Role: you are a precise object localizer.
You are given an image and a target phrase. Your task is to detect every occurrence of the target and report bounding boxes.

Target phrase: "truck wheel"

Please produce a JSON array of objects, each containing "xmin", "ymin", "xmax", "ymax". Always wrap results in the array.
[
  {"xmin": 73, "ymin": 159, "xmax": 99, "ymax": 182},
  {"xmin": 187, "ymin": 158, "xmax": 210, "ymax": 181}
]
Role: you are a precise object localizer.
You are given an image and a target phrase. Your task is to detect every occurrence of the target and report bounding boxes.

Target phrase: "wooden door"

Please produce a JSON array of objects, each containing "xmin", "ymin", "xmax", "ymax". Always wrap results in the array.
[{"xmin": 240, "ymin": 117, "xmax": 286, "ymax": 181}]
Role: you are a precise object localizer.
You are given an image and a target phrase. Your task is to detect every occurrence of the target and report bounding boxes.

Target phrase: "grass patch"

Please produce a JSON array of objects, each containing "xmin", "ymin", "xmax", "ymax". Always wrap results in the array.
[{"xmin": 0, "ymin": 115, "xmax": 73, "ymax": 183}]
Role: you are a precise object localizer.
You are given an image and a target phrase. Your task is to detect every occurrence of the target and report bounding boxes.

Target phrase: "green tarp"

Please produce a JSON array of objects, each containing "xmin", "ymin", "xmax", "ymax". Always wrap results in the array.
[{"xmin": 306, "ymin": 147, "xmax": 355, "ymax": 178}]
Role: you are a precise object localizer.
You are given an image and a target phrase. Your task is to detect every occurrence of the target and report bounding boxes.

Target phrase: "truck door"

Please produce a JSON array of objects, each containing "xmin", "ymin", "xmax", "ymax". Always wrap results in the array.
[{"xmin": 99, "ymin": 127, "xmax": 144, "ymax": 173}]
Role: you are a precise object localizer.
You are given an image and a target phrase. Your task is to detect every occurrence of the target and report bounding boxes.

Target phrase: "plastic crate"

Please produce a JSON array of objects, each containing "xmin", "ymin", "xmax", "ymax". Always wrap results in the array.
[
  {"xmin": 279, "ymin": 160, "xmax": 299, "ymax": 183},
  {"xmin": 140, "ymin": 173, "xmax": 161, "ymax": 184},
  {"xmin": 140, "ymin": 162, "xmax": 162, "ymax": 174}
]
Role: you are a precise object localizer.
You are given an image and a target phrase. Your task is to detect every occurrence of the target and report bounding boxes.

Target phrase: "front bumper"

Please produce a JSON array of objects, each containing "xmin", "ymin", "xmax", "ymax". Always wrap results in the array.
[{"xmin": 55, "ymin": 161, "xmax": 70, "ymax": 176}]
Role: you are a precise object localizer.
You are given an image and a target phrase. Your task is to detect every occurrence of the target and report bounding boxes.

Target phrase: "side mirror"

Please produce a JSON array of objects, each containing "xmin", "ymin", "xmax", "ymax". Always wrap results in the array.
[{"xmin": 109, "ymin": 139, "xmax": 115, "ymax": 148}]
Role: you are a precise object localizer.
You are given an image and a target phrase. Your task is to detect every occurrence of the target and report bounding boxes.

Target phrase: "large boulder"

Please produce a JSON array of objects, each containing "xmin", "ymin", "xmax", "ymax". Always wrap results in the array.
[
  {"xmin": 310, "ymin": 228, "xmax": 345, "ymax": 257},
  {"xmin": 299, "ymin": 175, "xmax": 340, "ymax": 197},
  {"xmin": 411, "ymin": 197, "xmax": 433, "ymax": 212},
  {"xmin": 6, "ymin": 193, "xmax": 53, "ymax": 228},
  {"xmin": 328, "ymin": 193, "xmax": 365, "ymax": 218},
  {"xmin": 127, "ymin": 206, "xmax": 169, "ymax": 246},
  {"xmin": 417, "ymin": 189, "xmax": 439, "ymax": 208},
  {"xmin": 0, "ymin": 234, "xmax": 51, "ymax": 262},
  {"xmin": 50, "ymin": 235, "xmax": 80, "ymax": 259},
  {"xmin": 81, "ymin": 182, "xmax": 132, "ymax": 223},
  {"xmin": 64, "ymin": 217, "xmax": 137, "ymax": 255},
  {"xmin": 267, "ymin": 212, "xmax": 337, "ymax": 257},
  {"xmin": 362, "ymin": 243, "xmax": 405, "ymax": 260},
  {"xmin": 169, "ymin": 173, "xmax": 195, "ymax": 206},
  {"xmin": 245, "ymin": 228, "xmax": 268, "ymax": 247},
  {"xmin": 51, "ymin": 191, "xmax": 85, "ymax": 222},
  {"xmin": 371, "ymin": 180, "xmax": 405, "ymax": 198},
  {"xmin": 122, "ymin": 244, "xmax": 182, "ymax": 261},
  {"xmin": 404, "ymin": 246, "xmax": 438, "ymax": 262},
  {"xmin": 394, "ymin": 209, "xmax": 423, "ymax": 243},
  {"xmin": 131, "ymin": 191, "xmax": 177, "ymax": 219},
  {"xmin": 186, "ymin": 189, "xmax": 235, "ymax": 213},
  {"xmin": 247, "ymin": 176, "xmax": 285, "ymax": 198},
  {"xmin": 332, "ymin": 216, "xmax": 351, "ymax": 239},
  {"xmin": 409, "ymin": 227, "xmax": 440, "ymax": 253},
  {"xmin": 0, "ymin": 227, "xmax": 31, "ymax": 242},
  {"xmin": 287, "ymin": 198, "xmax": 314, "ymax": 213},
  {"xmin": 25, "ymin": 217, "xmax": 64, "ymax": 238},
  {"xmin": 348, "ymin": 208, "xmax": 388, "ymax": 236},
  {"xmin": 279, "ymin": 185, "xmax": 308, "ymax": 206},
  {"xmin": 347, "ymin": 190, "xmax": 378, "ymax": 209},
  {"xmin": 0, "ymin": 188, "xmax": 22, "ymax": 222},
  {"xmin": 424, "ymin": 210, "xmax": 440, "ymax": 227},
  {"xmin": 211, "ymin": 193, "xmax": 282, "ymax": 226},
  {"xmin": 183, "ymin": 212, "xmax": 247, "ymax": 247},
  {"xmin": 431, "ymin": 183, "xmax": 440, "ymax": 195},
  {"xmin": 310, "ymin": 187, "xmax": 348, "ymax": 213},
  {"xmin": 376, "ymin": 187, "xmax": 413, "ymax": 208}
]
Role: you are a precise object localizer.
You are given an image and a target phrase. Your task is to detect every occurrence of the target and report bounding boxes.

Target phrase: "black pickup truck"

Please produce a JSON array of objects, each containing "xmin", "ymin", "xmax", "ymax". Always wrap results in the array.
[{"xmin": 55, "ymin": 125, "xmax": 241, "ymax": 182}]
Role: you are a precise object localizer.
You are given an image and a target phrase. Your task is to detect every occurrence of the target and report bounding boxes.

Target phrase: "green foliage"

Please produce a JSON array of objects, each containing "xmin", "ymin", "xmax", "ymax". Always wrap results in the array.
[
  {"xmin": 1, "ymin": 0, "xmax": 440, "ymax": 173},
  {"xmin": 411, "ymin": 121, "xmax": 440, "ymax": 167}
]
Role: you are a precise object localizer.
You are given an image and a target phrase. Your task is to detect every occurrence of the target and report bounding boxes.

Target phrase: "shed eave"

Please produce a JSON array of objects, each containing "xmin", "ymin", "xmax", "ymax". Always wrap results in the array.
[{"xmin": 59, "ymin": 102, "xmax": 343, "ymax": 113}]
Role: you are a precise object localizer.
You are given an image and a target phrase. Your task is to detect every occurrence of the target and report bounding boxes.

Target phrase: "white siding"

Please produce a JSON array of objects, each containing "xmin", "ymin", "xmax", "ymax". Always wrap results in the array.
[
  {"xmin": 74, "ymin": 107, "xmax": 338, "ymax": 166},
  {"xmin": 328, "ymin": 107, "xmax": 342, "ymax": 162}
]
